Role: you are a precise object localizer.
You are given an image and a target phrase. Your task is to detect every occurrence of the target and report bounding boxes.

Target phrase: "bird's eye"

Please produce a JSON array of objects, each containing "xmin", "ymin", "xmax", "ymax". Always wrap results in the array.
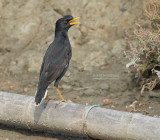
[{"xmin": 64, "ymin": 21, "xmax": 68, "ymax": 24}]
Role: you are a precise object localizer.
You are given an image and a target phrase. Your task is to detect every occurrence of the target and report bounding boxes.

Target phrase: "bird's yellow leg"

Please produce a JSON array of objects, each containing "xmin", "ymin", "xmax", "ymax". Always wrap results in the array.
[
  {"xmin": 56, "ymin": 88, "xmax": 66, "ymax": 104},
  {"xmin": 45, "ymin": 94, "xmax": 55, "ymax": 104}
]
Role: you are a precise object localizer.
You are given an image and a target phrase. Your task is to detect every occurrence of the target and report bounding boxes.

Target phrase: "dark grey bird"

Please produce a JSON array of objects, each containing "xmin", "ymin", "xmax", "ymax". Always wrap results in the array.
[{"xmin": 35, "ymin": 15, "xmax": 80, "ymax": 106}]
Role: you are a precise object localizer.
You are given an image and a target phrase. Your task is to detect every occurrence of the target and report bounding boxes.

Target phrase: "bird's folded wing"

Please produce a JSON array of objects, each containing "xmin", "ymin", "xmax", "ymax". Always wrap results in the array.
[{"xmin": 44, "ymin": 60, "xmax": 67, "ymax": 83}]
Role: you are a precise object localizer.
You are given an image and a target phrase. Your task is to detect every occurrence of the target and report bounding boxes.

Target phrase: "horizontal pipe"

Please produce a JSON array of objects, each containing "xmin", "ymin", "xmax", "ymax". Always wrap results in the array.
[{"xmin": 0, "ymin": 91, "xmax": 160, "ymax": 140}]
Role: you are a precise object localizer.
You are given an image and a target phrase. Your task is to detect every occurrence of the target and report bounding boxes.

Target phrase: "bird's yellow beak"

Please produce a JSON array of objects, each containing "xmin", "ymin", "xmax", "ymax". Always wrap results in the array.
[{"xmin": 69, "ymin": 17, "xmax": 80, "ymax": 25}]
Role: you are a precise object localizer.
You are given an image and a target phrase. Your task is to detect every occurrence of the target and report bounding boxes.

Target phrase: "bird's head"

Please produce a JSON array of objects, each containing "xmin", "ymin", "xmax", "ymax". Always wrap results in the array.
[{"xmin": 55, "ymin": 15, "xmax": 80, "ymax": 32}]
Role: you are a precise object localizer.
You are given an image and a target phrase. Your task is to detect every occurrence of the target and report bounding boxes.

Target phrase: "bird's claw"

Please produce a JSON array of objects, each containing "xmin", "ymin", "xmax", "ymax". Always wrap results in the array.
[
  {"xmin": 57, "ymin": 99, "xmax": 66, "ymax": 104},
  {"xmin": 57, "ymin": 99, "xmax": 72, "ymax": 104}
]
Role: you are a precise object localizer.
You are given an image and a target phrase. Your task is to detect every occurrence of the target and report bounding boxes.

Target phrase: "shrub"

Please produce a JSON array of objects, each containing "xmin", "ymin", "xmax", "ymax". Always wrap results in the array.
[{"xmin": 125, "ymin": 0, "xmax": 160, "ymax": 93}]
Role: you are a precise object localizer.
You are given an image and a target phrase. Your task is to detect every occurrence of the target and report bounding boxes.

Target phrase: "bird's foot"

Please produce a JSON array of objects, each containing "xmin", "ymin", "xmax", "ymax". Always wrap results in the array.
[
  {"xmin": 57, "ymin": 99, "xmax": 72, "ymax": 104},
  {"xmin": 55, "ymin": 88, "xmax": 72, "ymax": 105},
  {"xmin": 57, "ymin": 99, "xmax": 66, "ymax": 104},
  {"xmin": 45, "ymin": 94, "xmax": 55, "ymax": 104}
]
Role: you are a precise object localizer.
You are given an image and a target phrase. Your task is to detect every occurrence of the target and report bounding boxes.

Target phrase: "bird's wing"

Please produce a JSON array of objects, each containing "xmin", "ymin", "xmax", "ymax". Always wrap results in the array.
[{"xmin": 44, "ymin": 59, "xmax": 67, "ymax": 83}]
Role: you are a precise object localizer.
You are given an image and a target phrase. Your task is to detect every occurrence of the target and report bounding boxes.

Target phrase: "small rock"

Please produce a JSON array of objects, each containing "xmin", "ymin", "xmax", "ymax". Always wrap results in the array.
[
  {"xmin": 103, "ymin": 98, "xmax": 112, "ymax": 104},
  {"xmin": 111, "ymin": 105, "xmax": 115, "ymax": 108},
  {"xmin": 84, "ymin": 88, "xmax": 94, "ymax": 96},
  {"xmin": 24, "ymin": 87, "xmax": 28, "ymax": 92},
  {"xmin": 99, "ymin": 83, "xmax": 109, "ymax": 90}
]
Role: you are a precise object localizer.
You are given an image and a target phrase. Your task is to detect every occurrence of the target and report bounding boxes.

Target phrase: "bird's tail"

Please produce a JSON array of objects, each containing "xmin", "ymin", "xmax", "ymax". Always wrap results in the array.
[{"xmin": 35, "ymin": 89, "xmax": 48, "ymax": 106}]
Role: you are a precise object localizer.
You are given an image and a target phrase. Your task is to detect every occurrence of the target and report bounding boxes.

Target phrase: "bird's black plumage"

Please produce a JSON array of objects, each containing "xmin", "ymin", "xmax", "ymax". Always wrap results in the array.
[{"xmin": 35, "ymin": 15, "xmax": 78, "ymax": 106}]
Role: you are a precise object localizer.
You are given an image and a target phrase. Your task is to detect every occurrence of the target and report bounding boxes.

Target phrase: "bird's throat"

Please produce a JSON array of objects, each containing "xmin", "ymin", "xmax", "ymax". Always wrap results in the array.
[{"xmin": 55, "ymin": 30, "xmax": 68, "ymax": 39}]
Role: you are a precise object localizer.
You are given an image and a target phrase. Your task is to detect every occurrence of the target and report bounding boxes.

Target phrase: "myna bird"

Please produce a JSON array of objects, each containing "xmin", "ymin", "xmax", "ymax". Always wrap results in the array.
[{"xmin": 35, "ymin": 15, "xmax": 80, "ymax": 106}]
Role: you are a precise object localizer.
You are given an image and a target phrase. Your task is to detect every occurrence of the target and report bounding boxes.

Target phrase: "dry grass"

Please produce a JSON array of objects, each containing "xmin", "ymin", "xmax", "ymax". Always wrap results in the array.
[{"xmin": 125, "ymin": 0, "xmax": 160, "ymax": 93}]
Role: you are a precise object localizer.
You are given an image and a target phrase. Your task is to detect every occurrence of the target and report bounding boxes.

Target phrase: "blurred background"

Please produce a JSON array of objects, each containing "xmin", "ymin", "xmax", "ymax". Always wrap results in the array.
[{"xmin": 1, "ymin": 0, "xmax": 160, "ymax": 139}]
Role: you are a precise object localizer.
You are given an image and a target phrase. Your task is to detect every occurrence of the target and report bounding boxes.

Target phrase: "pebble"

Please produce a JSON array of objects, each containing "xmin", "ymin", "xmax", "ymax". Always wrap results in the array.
[
  {"xmin": 111, "ymin": 105, "xmax": 115, "ymax": 108},
  {"xmin": 24, "ymin": 87, "xmax": 28, "ymax": 92},
  {"xmin": 84, "ymin": 88, "xmax": 94, "ymax": 96}
]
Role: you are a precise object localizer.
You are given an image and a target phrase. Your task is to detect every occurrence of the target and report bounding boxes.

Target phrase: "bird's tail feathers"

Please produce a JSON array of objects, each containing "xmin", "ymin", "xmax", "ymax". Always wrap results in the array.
[{"xmin": 35, "ymin": 89, "xmax": 48, "ymax": 106}]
